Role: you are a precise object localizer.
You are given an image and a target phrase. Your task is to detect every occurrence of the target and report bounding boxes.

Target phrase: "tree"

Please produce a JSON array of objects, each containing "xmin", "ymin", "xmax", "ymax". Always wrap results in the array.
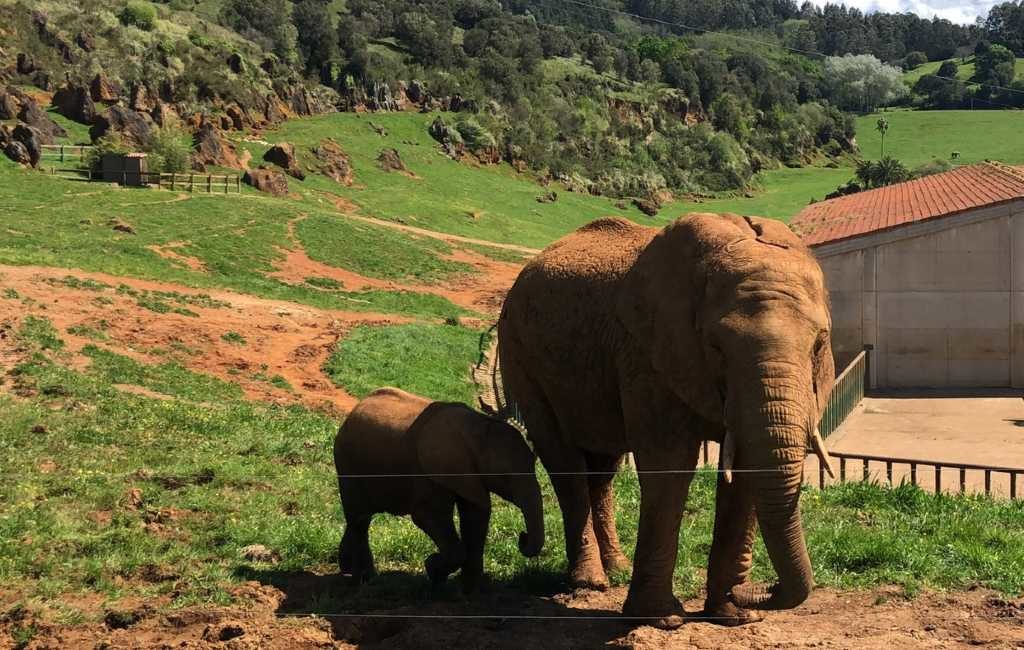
[
  {"xmin": 937, "ymin": 60, "xmax": 958, "ymax": 78},
  {"xmin": 875, "ymin": 117, "xmax": 889, "ymax": 158},
  {"xmin": 904, "ymin": 51, "xmax": 928, "ymax": 69},
  {"xmin": 975, "ymin": 42, "xmax": 1017, "ymax": 90},
  {"xmin": 219, "ymin": 0, "xmax": 297, "ymax": 63},
  {"xmin": 822, "ymin": 54, "xmax": 908, "ymax": 112},
  {"xmin": 855, "ymin": 157, "xmax": 911, "ymax": 188},
  {"xmin": 293, "ymin": 0, "xmax": 337, "ymax": 77}
]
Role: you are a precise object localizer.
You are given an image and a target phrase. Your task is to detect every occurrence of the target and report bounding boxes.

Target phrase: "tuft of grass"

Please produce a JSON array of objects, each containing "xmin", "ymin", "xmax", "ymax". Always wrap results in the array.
[
  {"xmin": 66, "ymin": 323, "xmax": 110, "ymax": 341},
  {"xmin": 323, "ymin": 322, "xmax": 484, "ymax": 404},
  {"xmin": 305, "ymin": 276, "xmax": 342, "ymax": 290},
  {"xmin": 81, "ymin": 345, "xmax": 243, "ymax": 402},
  {"xmin": 3, "ymin": 287, "xmax": 20, "ymax": 299},
  {"xmin": 221, "ymin": 331, "xmax": 246, "ymax": 345},
  {"xmin": 17, "ymin": 316, "xmax": 64, "ymax": 351}
]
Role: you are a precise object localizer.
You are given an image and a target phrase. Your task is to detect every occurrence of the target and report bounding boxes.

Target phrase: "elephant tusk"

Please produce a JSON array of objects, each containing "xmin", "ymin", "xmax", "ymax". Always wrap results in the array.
[
  {"xmin": 809, "ymin": 427, "xmax": 836, "ymax": 479},
  {"xmin": 721, "ymin": 426, "xmax": 736, "ymax": 484}
]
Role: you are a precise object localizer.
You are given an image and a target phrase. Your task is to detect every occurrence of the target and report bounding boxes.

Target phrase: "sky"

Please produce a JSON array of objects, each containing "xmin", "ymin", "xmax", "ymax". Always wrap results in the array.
[{"xmin": 805, "ymin": 0, "xmax": 999, "ymax": 24}]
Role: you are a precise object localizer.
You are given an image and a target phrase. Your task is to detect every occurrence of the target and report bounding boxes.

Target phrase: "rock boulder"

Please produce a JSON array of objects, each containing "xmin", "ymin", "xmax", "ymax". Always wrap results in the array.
[
  {"xmin": 11, "ymin": 124, "xmax": 43, "ymax": 166},
  {"xmin": 262, "ymin": 142, "xmax": 304, "ymax": 180},
  {"xmin": 243, "ymin": 166, "xmax": 289, "ymax": 196},
  {"xmin": 313, "ymin": 139, "xmax": 353, "ymax": 186},
  {"xmin": 90, "ymin": 106, "xmax": 153, "ymax": 148},
  {"xmin": 376, "ymin": 148, "xmax": 407, "ymax": 173},
  {"xmin": 192, "ymin": 121, "xmax": 240, "ymax": 169},
  {"xmin": 90, "ymin": 73, "xmax": 121, "ymax": 104},
  {"xmin": 18, "ymin": 99, "xmax": 65, "ymax": 143},
  {"xmin": 52, "ymin": 83, "xmax": 96, "ymax": 124}
]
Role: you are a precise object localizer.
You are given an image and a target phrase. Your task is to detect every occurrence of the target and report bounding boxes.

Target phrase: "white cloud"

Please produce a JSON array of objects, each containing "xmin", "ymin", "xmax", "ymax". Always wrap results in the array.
[{"xmin": 804, "ymin": 0, "xmax": 998, "ymax": 24}]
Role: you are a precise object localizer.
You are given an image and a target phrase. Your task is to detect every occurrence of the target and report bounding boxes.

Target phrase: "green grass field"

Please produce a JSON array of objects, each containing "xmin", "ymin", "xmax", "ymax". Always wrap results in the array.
[
  {"xmin": 2, "ymin": 323, "xmax": 1022, "ymax": 622},
  {"xmin": 902, "ymin": 55, "xmax": 1024, "ymax": 86}
]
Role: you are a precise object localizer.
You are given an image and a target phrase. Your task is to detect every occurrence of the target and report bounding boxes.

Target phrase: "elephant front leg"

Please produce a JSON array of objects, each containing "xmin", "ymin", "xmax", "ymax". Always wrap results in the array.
[
  {"xmin": 456, "ymin": 498, "xmax": 491, "ymax": 593},
  {"xmin": 412, "ymin": 498, "xmax": 464, "ymax": 585},
  {"xmin": 704, "ymin": 471, "xmax": 762, "ymax": 625},
  {"xmin": 622, "ymin": 444, "xmax": 699, "ymax": 629}
]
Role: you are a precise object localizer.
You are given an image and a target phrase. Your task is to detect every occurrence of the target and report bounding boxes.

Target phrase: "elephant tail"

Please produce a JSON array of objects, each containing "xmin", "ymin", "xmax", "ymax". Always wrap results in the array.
[{"xmin": 472, "ymin": 324, "xmax": 527, "ymax": 434}]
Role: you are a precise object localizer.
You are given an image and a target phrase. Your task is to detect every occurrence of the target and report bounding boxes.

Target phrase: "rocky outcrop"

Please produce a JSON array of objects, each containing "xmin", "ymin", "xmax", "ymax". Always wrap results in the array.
[
  {"xmin": 243, "ymin": 166, "xmax": 288, "ymax": 196},
  {"xmin": 16, "ymin": 53, "xmax": 37, "ymax": 75},
  {"xmin": 192, "ymin": 121, "xmax": 240, "ymax": 169},
  {"xmin": 18, "ymin": 98, "xmax": 65, "ymax": 143},
  {"xmin": 227, "ymin": 53, "xmax": 244, "ymax": 74},
  {"xmin": 0, "ymin": 88, "xmax": 21, "ymax": 120},
  {"xmin": 429, "ymin": 116, "xmax": 463, "ymax": 159},
  {"xmin": 632, "ymin": 197, "xmax": 661, "ymax": 217},
  {"xmin": 262, "ymin": 142, "xmax": 304, "ymax": 180},
  {"xmin": 376, "ymin": 148, "xmax": 407, "ymax": 173},
  {"xmin": 75, "ymin": 31, "xmax": 96, "ymax": 53},
  {"xmin": 130, "ymin": 84, "xmax": 155, "ymax": 113},
  {"xmin": 52, "ymin": 83, "xmax": 96, "ymax": 124},
  {"xmin": 225, "ymin": 104, "xmax": 247, "ymax": 130},
  {"xmin": 90, "ymin": 73, "xmax": 121, "ymax": 104},
  {"xmin": 89, "ymin": 106, "xmax": 153, "ymax": 148},
  {"xmin": 11, "ymin": 124, "xmax": 43, "ymax": 166},
  {"xmin": 4, "ymin": 140, "xmax": 31, "ymax": 165},
  {"xmin": 312, "ymin": 139, "xmax": 353, "ymax": 186},
  {"xmin": 152, "ymin": 101, "xmax": 178, "ymax": 127}
]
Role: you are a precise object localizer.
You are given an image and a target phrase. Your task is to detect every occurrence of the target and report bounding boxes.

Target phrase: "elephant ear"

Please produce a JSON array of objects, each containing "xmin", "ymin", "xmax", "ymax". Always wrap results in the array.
[
  {"xmin": 741, "ymin": 215, "xmax": 805, "ymax": 249},
  {"xmin": 413, "ymin": 404, "xmax": 491, "ymax": 509},
  {"xmin": 616, "ymin": 214, "xmax": 750, "ymax": 420}
]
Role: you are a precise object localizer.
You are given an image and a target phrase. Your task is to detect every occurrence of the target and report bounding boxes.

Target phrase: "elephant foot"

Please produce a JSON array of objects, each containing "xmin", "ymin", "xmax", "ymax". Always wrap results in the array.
[
  {"xmin": 461, "ymin": 570, "xmax": 489, "ymax": 594},
  {"xmin": 425, "ymin": 553, "xmax": 455, "ymax": 584},
  {"xmin": 701, "ymin": 599, "xmax": 763, "ymax": 627},
  {"xmin": 569, "ymin": 561, "xmax": 609, "ymax": 591},
  {"xmin": 622, "ymin": 592, "xmax": 685, "ymax": 629},
  {"xmin": 601, "ymin": 550, "xmax": 632, "ymax": 574}
]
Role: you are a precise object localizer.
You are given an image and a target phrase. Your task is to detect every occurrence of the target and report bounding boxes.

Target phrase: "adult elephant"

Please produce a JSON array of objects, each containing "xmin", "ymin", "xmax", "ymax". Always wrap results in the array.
[{"xmin": 497, "ymin": 213, "xmax": 835, "ymax": 627}]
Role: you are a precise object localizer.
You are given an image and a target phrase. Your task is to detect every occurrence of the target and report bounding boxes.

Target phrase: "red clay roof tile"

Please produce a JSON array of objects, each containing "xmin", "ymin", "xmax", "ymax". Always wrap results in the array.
[{"xmin": 791, "ymin": 163, "xmax": 1024, "ymax": 247}]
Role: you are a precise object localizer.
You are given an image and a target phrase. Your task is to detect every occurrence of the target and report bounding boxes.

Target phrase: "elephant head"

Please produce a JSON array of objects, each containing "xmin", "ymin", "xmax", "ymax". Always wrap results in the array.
[
  {"xmin": 618, "ymin": 213, "xmax": 835, "ymax": 610},
  {"xmin": 415, "ymin": 406, "xmax": 545, "ymax": 558}
]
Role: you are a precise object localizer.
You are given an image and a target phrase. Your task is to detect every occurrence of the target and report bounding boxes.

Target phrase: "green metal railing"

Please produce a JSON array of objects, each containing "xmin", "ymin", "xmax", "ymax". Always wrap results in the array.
[{"xmin": 818, "ymin": 348, "xmax": 869, "ymax": 439}]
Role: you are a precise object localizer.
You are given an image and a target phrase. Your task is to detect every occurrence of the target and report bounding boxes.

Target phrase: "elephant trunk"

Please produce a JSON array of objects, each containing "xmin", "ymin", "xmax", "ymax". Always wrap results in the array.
[
  {"xmin": 727, "ymin": 370, "xmax": 815, "ymax": 610},
  {"xmin": 731, "ymin": 461, "xmax": 814, "ymax": 609},
  {"xmin": 516, "ymin": 479, "xmax": 545, "ymax": 558}
]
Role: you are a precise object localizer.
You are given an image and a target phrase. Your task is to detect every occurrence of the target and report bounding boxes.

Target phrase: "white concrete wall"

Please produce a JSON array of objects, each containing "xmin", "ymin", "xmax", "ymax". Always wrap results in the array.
[{"xmin": 815, "ymin": 201, "xmax": 1024, "ymax": 389}]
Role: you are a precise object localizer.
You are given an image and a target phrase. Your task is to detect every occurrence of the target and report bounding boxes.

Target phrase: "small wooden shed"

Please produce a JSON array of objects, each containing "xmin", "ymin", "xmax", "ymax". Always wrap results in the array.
[{"xmin": 101, "ymin": 152, "xmax": 149, "ymax": 187}]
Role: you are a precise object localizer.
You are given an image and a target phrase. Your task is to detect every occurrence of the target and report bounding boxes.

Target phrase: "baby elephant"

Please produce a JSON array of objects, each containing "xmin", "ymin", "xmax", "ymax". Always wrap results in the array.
[{"xmin": 334, "ymin": 387, "xmax": 545, "ymax": 591}]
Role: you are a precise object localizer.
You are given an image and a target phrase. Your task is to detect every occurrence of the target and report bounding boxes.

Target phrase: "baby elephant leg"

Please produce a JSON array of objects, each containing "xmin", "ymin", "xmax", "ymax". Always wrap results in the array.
[
  {"xmin": 456, "ymin": 498, "xmax": 492, "ymax": 593},
  {"xmin": 339, "ymin": 512, "xmax": 376, "ymax": 582},
  {"xmin": 412, "ymin": 497, "xmax": 464, "ymax": 584}
]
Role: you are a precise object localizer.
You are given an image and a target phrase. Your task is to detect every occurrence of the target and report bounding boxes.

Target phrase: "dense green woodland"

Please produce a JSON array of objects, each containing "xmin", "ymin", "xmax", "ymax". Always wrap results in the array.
[{"xmin": 2, "ymin": 0, "xmax": 1023, "ymax": 200}]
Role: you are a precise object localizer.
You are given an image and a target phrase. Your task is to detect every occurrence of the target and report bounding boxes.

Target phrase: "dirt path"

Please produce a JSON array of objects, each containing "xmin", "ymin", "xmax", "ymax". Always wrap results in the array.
[
  {"xmin": 4, "ymin": 584, "xmax": 1021, "ymax": 648},
  {"xmin": 0, "ymin": 265, "xmax": 417, "ymax": 413},
  {"xmin": 270, "ymin": 215, "xmax": 523, "ymax": 314}
]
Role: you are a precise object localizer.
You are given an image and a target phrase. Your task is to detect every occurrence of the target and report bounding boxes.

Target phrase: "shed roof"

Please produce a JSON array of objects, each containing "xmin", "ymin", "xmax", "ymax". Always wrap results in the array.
[{"xmin": 790, "ymin": 162, "xmax": 1024, "ymax": 247}]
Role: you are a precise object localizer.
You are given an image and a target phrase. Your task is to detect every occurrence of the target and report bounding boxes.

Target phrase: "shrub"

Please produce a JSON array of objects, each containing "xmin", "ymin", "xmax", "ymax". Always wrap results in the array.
[
  {"xmin": 84, "ymin": 134, "xmax": 129, "ymax": 171},
  {"xmin": 904, "ymin": 51, "xmax": 928, "ymax": 69},
  {"xmin": 118, "ymin": 1, "xmax": 158, "ymax": 31},
  {"xmin": 145, "ymin": 125, "xmax": 191, "ymax": 173}
]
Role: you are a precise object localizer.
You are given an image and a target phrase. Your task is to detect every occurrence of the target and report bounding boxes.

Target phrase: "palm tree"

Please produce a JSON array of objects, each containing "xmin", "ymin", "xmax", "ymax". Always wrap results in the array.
[{"xmin": 876, "ymin": 117, "xmax": 890, "ymax": 158}]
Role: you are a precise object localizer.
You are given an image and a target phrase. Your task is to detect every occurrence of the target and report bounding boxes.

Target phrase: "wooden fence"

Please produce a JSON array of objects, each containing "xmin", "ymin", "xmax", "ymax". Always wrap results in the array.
[
  {"xmin": 40, "ymin": 144, "xmax": 92, "ymax": 162},
  {"xmin": 47, "ymin": 167, "xmax": 242, "ymax": 193}
]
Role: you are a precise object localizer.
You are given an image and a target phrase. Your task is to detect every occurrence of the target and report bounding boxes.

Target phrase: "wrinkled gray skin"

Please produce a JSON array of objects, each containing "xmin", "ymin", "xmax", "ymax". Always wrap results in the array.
[
  {"xmin": 334, "ymin": 387, "xmax": 544, "ymax": 592},
  {"xmin": 498, "ymin": 214, "xmax": 834, "ymax": 627}
]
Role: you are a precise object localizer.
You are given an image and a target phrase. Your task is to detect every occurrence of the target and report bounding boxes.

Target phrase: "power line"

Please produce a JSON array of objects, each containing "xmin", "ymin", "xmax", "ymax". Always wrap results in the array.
[{"xmin": 541, "ymin": 0, "xmax": 1024, "ymax": 102}]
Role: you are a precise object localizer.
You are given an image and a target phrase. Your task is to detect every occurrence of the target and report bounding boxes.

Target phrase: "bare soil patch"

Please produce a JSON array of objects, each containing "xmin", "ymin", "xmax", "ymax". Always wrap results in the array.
[
  {"xmin": 269, "ymin": 216, "xmax": 522, "ymax": 315},
  {"xmin": 3, "ymin": 584, "xmax": 1021, "ymax": 649},
  {"xmin": 0, "ymin": 265, "xmax": 417, "ymax": 412},
  {"xmin": 146, "ymin": 241, "xmax": 208, "ymax": 273}
]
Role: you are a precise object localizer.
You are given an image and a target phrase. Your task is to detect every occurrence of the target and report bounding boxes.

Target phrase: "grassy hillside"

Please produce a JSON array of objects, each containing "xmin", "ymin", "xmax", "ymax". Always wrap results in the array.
[
  {"xmin": 903, "ymin": 55, "xmax": 1024, "ymax": 86},
  {"xmin": 232, "ymin": 111, "xmax": 657, "ymax": 248}
]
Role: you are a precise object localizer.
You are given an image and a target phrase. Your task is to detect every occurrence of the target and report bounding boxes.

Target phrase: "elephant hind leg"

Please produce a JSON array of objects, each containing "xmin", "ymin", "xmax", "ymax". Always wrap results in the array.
[
  {"xmin": 412, "ymin": 497, "xmax": 463, "ymax": 584},
  {"xmin": 585, "ymin": 451, "xmax": 631, "ymax": 573}
]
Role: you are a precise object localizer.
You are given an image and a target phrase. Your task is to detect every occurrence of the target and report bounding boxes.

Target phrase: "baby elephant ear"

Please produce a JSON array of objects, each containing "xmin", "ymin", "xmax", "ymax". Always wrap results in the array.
[{"xmin": 413, "ymin": 404, "xmax": 491, "ymax": 509}]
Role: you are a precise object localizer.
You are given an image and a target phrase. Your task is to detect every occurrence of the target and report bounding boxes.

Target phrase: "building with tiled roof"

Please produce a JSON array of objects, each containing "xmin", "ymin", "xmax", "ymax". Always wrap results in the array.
[{"xmin": 792, "ymin": 162, "xmax": 1024, "ymax": 389}]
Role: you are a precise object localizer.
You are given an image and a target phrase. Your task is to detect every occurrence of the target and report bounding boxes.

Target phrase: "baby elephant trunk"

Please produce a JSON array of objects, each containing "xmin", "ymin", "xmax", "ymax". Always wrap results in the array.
[{"xmin": 516, "ymin": 479, "xmax": 545, "ymax": 558}]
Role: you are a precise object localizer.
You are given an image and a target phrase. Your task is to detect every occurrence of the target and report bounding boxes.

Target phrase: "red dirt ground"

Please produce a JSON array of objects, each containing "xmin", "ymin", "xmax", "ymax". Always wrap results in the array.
[{"xmin": 3, "ymin": 583, "xmax": 1022, "ymax": 649}]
